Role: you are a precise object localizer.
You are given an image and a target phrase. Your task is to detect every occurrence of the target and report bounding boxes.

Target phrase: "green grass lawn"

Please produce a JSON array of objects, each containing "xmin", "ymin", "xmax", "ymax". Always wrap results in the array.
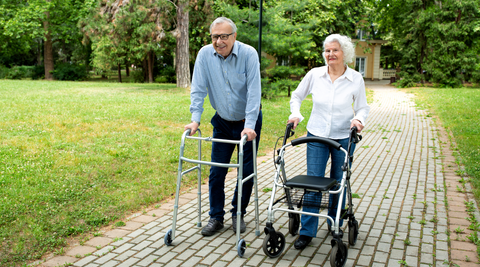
[
  {"xmin": 405, "ymin": 87, "xmax": 480, "ymax": 197},
  {"xmin": 0, "ymin": 80, "xmax": 313, "ymax": 266}
]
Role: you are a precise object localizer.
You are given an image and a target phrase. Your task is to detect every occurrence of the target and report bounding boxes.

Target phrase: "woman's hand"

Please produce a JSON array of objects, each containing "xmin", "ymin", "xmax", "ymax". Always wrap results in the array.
[
  {"xmin": 287, "ymin": 117, "xmax": 300, "ymax": 130},
  {"xmin": 351, "ymin": 119, "xmax": 364, "ymax": 133}
]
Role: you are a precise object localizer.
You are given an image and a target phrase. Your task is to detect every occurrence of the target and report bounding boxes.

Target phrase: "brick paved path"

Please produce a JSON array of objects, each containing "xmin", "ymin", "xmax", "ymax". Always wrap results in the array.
[{"xmin": 39, "ymin": 81, "xmax": 480, "ymax": 267}]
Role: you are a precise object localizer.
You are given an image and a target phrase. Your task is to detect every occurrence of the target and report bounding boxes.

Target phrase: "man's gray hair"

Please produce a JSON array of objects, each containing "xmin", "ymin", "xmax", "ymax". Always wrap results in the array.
[
  {"xmin": 210, "ymin": 17, "xmax": 237, "ymax": 34},
  {"xmin": 322, "ymin": 34, "xmax": 355, "ymax": 65}
]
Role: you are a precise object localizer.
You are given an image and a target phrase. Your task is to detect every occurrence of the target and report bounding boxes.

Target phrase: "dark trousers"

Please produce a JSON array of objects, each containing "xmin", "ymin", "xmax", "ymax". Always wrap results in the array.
[{"xmin": 208, "ymin": 111, "xmax": 262, "ymax": 223}]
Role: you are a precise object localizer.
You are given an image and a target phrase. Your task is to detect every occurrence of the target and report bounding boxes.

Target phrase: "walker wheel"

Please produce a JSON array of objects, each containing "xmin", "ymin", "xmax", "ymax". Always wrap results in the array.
[
  {"xmin": 289, "ymin": 213, "xmax": 300, "ymax": 236},
  {"xmin": 330, "ymin": 241, "xmax": 348, "ymax": 267},
  {"xmin": 164, "ymin": 229, "xmax": 173, "ymax": 246},
  {"xmin": 237, "ymin": 239, "xmax": 246, "ymax": 257},
  {"xmin": 262, "ymin": 232, "xmax": 285, "ymax": 258},
  {"xmin": 348, "ymin": 219, "xmax": 359, "ymax": 246}
]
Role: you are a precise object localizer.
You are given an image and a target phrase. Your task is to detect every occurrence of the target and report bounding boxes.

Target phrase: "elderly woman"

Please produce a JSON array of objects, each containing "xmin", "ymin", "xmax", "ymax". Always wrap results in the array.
[{"xmin": 287, "ymin": 34, "xmax": 370, "ymax": 250}]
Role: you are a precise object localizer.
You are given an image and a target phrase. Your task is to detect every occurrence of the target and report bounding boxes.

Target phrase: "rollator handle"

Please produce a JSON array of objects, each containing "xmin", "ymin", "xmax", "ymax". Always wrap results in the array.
[
  {"xmin": 291, "ymin": 136, "xmax": 342, "ymax": 150},
  {"xmin": 350, "ymin": 126, "xmax": 362, "ymax": 143},
  {"xmin": 282, "ymin": 123, "xmax": 295, "ymax": 147}
]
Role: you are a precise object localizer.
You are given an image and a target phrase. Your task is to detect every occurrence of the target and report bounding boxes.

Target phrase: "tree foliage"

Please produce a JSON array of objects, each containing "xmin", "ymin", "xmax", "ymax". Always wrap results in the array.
[
  {"xmin": 0, "ymin": 0, "xmax": 92, "ymax": 79},
  {"xmin": 375, "ymin": 0, "xmax": 480, "ymax": 87},
  {"xmin": 213, "ymin": 0, "xmax": 367, "ymax": 97},
  {"xmin": 80, "ymin": 0, "xmax": 172, "ymax": 82}
]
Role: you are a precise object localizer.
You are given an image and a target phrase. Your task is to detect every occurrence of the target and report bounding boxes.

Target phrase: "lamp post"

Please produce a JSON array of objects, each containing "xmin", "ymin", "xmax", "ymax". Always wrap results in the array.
[{"xmin": 258, "ymin": 0, "xmax": 263, "ymax": 64}]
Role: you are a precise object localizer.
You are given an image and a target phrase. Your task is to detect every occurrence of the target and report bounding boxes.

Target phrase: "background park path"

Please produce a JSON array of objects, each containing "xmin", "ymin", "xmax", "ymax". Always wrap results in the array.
[{"xmin": 38, "ymin": 81, "xmax": 480, "ymax": 267}]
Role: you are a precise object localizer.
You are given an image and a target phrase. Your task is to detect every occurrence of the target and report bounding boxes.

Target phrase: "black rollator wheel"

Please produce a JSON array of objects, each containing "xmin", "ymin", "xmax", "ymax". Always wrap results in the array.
[
  {"xmin": 330, "ymin": 241, "xmax": 348, "ymax": 267},
  {"xmin": 262, "ymin": 232, "xmax": 286, "ymax": 258},
  {"xmin": 348, "ymin": 219, "xmax": 359, "ymax": 246},
  {"xmin": 288, "ymin": 213, "xmax": 300, "ymax": 236}
]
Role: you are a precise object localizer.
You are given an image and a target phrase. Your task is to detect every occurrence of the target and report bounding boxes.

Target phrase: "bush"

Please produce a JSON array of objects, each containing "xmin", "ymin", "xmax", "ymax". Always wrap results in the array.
[
  {"xmin": 52, "ymin": 63, "xmax": 87, "ymax": 81},
  {"xmin": 158, "ymin": 66, "xmax": 176, "ymax": 83},
  {"xmin": 0, "ymin": 65, "xmax": 8, "ymax": 79},
  {"xmin": 132, "ymin": 70, "xmax": 145, "ymax": 83},
  {"xmin": 3, "ymin": 66, "xmax": 34, "ymax": 80},
  {"xmin": 267, "ymin": 66, "xmax": 305, "ymax": 81},
  {"xmin": 155, "ymin": 76, "xmax": 169, "ymax": 83},
  {"xmin": 262, "ymin": 79, "xmax": 300, "ymax": 99},
  {"xmin": 32, "ymin": 65, "xmax": 45, "ymax": 80},
  {"xmin": 261, "ymin": 77, "xmax": 277, "ymax": 99}
]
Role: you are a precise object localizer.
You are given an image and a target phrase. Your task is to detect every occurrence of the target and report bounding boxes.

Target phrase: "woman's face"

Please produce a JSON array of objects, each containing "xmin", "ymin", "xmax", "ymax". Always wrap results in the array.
[{"xmin": 324, "ymin": 41, "xmax": 344, "ymax": 67}]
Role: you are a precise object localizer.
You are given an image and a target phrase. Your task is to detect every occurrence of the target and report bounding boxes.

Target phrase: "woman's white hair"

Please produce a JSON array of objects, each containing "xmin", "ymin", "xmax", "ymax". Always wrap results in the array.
[
  {"xmin": 210, "ymin": 17, "xmax": 237, "ymax": 34},
  {"xmin": 322, "ymin": 34, "xmax": 355, "ymax": 66}
]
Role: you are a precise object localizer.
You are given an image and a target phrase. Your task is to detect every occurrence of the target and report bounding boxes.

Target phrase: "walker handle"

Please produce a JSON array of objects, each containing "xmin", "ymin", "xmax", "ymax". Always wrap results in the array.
[{"xmin": 291, "ymin": 136, "xmax": 342, "ymax": 150}]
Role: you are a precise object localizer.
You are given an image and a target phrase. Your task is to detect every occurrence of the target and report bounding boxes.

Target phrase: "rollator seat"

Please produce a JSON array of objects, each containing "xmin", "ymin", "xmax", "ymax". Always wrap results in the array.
[{"xmin": 284, "ymin": 175, "xmax": 337, "ymax": 191}]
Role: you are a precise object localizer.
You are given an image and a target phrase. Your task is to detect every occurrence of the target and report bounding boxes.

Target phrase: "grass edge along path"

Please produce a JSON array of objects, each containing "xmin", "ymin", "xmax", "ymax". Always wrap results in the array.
[{"xmin": 404, "ymin": 87, "xmax": 480, "ymax": 259}]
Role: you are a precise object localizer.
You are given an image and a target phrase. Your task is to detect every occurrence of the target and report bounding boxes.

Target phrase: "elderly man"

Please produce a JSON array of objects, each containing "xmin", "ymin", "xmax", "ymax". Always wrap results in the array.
[{"xmin": 184, "ymin": 17, "xmax": 262, "ymax": 236}]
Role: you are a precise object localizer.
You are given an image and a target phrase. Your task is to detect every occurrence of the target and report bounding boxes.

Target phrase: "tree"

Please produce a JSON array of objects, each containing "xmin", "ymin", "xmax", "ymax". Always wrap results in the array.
[
  {"xmin": 424, "ymin": 0, "xmax": 480, "ymax": 86},
  {"xmin": 80, "ymin": 0, "xmax": 171, "ymax": 83},
  {"xmin": 170, "ymin": 0, "xmax": 189, "ymax": 87},
  {"xmin": 375, "ymin": 0, "xmax": 480, "ymax": 87},
  {"xmin": 1, "ymin": 0, "xmax": 91, "ymax": 79}
]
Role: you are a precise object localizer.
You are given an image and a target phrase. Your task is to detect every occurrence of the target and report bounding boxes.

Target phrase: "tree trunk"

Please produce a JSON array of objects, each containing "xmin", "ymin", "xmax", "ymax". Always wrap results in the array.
[
  {"xmin": 142, "ymin": 58, "xmax": 148, "ymax": 82},
  {"xmin": 148, "ymin": 51, "xmax": 154, "ymax": 83},
  {"xmin": 118, "ymin": 63, "xmax": 122, "ymax": 83},
  {"xmin": 126, "ymin": 62, "xmax": 130, "ymax": 77},
  {"xmin": 43, "ymin": 13, "xmax": 54, "ymax": 80},
  {"xmin": 37, "ymin": 39, "xmax": 43, "ymax": 66},
  {"xmin": 175, "ymin": 0, "xmax": 191, "ymax": 88}
]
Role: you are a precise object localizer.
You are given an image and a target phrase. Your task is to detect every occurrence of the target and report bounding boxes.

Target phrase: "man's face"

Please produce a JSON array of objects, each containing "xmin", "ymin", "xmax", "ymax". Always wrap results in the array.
[{"xmin": 211, "ymin": 22, "xmax": 237, "ymax": 58}]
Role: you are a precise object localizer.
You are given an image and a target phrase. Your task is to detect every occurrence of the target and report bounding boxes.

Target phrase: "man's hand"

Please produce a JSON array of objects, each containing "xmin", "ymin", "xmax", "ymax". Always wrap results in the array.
[
  {"xmin": 287, "ymin": 117, "xmax": 300, "ymax": 130},
  {"xmin": 184, "ymin": 122, "xmax": 200, "ymax": 136},
  {"xmin": 350, "ymin": 119, "xmax": 364, "ymax": 133},
  {"xmin": 241, "ymin": 128, "xmax": 257, "ymax": 141}
]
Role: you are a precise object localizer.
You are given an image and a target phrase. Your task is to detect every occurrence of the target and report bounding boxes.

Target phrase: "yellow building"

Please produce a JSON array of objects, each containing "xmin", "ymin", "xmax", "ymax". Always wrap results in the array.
[{"xmin": 351, "ymin": 39, "xmax": 387, "ymax": 80}]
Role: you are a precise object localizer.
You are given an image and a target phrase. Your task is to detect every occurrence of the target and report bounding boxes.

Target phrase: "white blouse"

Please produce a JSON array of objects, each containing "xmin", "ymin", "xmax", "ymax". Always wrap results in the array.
[{"xmin": 289, "ymin": 66, "xmax": 370, "ymax": 139}]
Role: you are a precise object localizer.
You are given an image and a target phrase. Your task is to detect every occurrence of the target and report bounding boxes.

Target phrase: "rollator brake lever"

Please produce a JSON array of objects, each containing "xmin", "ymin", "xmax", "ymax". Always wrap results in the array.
[{"xmin": 275, "ymin": 123, "xmax": 296, "ymax": 164}]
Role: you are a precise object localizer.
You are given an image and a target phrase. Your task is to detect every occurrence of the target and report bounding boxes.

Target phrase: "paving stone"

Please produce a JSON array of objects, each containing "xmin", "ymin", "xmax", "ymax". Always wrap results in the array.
[
  {"xmin": 73, "ymin": 255, "xmax": 97, "ymax": 267},
  {"xmin": 41, "ymin": 256, "xmax": 77, "ymax": 267},
  {"xmin": 85, "ymin": 237, "xmax": 113, "ymax": 248},
  {"xmin": 104, "ymin": 229, "xmax": 131, "ymax": 238},
  {"xmin": 66, "ymin": 246, "xmax": 96, "ymax": 257}
]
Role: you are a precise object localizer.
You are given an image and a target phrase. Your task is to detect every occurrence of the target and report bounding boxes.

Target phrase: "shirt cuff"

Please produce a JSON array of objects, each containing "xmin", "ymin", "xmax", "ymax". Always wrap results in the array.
[
  {"xmin": 351, "ymin": 117, "xmax": 364, "ymax": 125},
  {"xmin": 191, "ymin": 112, "xmax": 202, "ymax": 123},
  {"xmin": 289, "ymin": 113, "xmax": 304, "ymax": 123}
]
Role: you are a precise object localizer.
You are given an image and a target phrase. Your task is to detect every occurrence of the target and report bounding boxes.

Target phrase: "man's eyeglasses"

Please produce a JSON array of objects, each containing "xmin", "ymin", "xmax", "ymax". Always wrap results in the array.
[{"xmin": 210, "ymin": 33, "xmax": 234, "ymax": 41}]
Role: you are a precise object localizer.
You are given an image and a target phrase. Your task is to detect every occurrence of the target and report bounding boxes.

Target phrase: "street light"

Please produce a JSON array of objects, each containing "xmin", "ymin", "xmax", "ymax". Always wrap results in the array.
[{"xmin": 258, "ymin": 0, "xmax": 263, "ymax": 64}]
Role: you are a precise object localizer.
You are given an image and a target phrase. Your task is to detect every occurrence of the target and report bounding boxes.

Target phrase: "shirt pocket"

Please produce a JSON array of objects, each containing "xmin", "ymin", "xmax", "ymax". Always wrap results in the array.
[{"xmin": 230, "ymin": 72, "xmax": 247, "ymax": 90}]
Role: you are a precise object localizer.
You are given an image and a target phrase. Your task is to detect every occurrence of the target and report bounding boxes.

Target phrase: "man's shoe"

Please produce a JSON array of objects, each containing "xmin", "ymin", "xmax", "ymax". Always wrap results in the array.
[
  {"xmin": 201, "ymin": 218, "xmax": 224, "ymax": 236},
  {"xmin": 232, "ymin": 215, "xmax": 246, "ymax": 233},
  {"xmin": 294, "ymin": 235, "xmax": 313, "ymax": 249}
]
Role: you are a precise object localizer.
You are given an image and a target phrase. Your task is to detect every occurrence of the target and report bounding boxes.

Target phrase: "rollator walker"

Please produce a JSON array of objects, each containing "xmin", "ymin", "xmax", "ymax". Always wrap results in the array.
[
  {"xmin": 262, "ymin": 123, "xmax": 362, "ymax": 267},
  {"xmin": 164, "ymin": 128, "xmax": 260, "ymax": 257}
]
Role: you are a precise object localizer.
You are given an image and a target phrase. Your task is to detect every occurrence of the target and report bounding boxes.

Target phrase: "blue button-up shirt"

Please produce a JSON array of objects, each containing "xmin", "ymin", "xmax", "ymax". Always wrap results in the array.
[{"xmin": 190, "ymin": 40, "xmax": 261, "ymax": 130}]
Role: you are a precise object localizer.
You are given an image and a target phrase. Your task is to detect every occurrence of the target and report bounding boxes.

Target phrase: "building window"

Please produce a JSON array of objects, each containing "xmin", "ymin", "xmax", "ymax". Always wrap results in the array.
[
  {"xmin": 355, "ymin": 57, "xmax": 366, "ymax": 77},
  {"xmin": 357, "ymin": 30, "xmax": 367, "ymax": 41}
]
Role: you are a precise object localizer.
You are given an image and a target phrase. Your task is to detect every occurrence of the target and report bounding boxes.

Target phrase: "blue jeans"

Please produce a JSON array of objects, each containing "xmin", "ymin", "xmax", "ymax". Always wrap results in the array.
[
  {"xmin": 299, "ymin": 132, "xmax": 355, "ymax": 237},
  {"xmin": 208, "ymin": 111, "xmax": 262, "ymax": 223}
]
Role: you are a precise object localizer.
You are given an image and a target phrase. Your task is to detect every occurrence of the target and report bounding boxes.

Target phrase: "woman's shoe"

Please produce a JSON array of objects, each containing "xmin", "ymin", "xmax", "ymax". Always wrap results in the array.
[{"xmin": 294, "ymin": 235, "xmax": 313, "ymax": 249}]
